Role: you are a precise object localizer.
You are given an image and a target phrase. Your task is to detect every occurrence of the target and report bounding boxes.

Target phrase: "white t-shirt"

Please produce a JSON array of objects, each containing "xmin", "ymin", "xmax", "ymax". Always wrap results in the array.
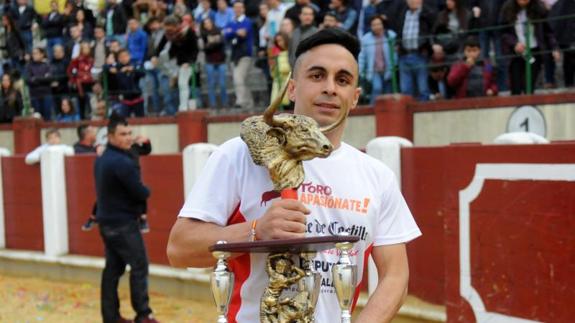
[{"xmin": 179, "ymin": 137, "xmax": 421, "ymax": 323}]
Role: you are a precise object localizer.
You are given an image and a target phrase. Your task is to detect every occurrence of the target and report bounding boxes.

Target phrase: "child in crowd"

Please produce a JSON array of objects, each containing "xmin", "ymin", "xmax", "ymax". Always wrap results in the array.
[
  {"xmin": 448, "ymin": 37, "xmax": 498, "ymax": 98},
  {"xmin": 106, "ymin": 49, "xmax": 146, "ymax": 117}
]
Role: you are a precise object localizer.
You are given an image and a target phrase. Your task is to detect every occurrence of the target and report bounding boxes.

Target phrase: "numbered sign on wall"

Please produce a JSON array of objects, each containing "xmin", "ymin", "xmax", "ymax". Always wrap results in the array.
[{"xmin": 507, "ymin": 105, "xmax": 546, "ymax": 137}]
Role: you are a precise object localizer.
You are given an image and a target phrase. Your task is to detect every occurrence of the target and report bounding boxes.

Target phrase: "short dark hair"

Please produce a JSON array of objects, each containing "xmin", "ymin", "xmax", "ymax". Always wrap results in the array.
[
  {"xmin": 464, "ymin": 36, "xmax": 480, "ymax": 49},
  {"xmin": 294, "ymin": 28, "xmax": 360, "ymax": 63},
  {"xmin": 369, "ymin": 15, "xmax": 387, "ymax": 27},
  {"xmin": 163, "ymin": 15, "xmax": 181, "ymax": 26},
  {"xmin": 108, "ymin": 112, "xmax": 128, "ymax": 134},
  {"xmin": 77, "ymin": 124, "xmax": 88, "ymax": 140}
]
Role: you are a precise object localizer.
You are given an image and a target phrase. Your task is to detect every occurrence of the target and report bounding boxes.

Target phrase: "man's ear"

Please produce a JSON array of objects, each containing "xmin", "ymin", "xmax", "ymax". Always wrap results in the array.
[
  {"xmin": 287, "ymin": 78, "xmax": 296, "ymax": 102},
  {"xmin": 352, "ymin": 86, "xmax": 361, "ymax": 110},
  {"xmin": 267, "ymin": 127, "xmax": 287, "ymax": 146}
]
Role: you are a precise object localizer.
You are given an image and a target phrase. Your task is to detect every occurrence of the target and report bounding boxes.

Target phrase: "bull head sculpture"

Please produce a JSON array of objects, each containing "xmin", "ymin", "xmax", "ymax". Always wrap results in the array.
[{"xmin": 240, "ymin": 74, "xmax": 349, "ymax": 191}]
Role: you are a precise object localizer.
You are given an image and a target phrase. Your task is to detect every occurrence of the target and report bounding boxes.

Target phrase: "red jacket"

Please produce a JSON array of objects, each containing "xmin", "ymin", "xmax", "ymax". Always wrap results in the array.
[
  {"xmin": 447, "ymin": 61, "xmax": 498, "ymax": 98},
  {"xmin": 67, "ymin": 55, "xmax": 94, "ymax": 86}
]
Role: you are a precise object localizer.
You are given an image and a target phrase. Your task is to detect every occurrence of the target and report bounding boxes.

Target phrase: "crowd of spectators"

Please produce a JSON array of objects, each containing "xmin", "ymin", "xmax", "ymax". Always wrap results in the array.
[{"xmin": 0, "ymin": 0, "xmax": 574, "ymax": 123}]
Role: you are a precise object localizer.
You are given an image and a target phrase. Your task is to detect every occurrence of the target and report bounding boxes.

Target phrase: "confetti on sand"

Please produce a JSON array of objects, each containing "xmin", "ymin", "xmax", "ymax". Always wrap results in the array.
[{"xmin": 0, "ymin": 274, "xmax": 215, "ymax": 322}]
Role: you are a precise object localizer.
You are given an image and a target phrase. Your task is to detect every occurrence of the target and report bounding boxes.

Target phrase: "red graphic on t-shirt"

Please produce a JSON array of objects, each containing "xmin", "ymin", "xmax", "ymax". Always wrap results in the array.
[{"xmin": 260, "ymin": 190, "xmax": 281, "ymax": 206}]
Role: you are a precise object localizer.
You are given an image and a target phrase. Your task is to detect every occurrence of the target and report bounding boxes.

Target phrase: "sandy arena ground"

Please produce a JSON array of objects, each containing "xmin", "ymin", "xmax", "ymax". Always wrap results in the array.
[{"xmin": 0, "ymin": 273, "xmax": 215, "ymax": 322}]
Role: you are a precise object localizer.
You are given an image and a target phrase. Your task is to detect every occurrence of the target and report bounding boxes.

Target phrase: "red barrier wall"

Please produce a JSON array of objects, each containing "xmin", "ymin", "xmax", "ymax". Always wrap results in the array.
[
  {"xmin": 2, "ymin": 157, "xmax": 43, "ymax": 251},
  {"xmin": 65, "ymin": 155, "xmax": 102, "ymax": 257},
  {"xmin": 402, "ymin": 144, "xmax": 575, "ymax": 322},
  {"xmin": 64, "ymin": 155, "xmax": 184, "ymax": 265}
]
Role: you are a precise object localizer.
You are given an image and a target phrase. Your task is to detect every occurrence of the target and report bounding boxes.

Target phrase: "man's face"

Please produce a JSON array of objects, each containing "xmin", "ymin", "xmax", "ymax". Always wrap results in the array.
[
  {"xmin": 464, "ymin": 46, "xmax": 481, "ymax": 61},
  {"xmin": 128, "ymin": 19, "xmax": 139, "ymax": 32},
  {"xmin": 233, "ymin": 2, "xmax": 245, "ymax": 17},
  {"xmin": 289, "ymin": 44, "xmax": 360, "ymax": 128},
  {"xmin": 95, "ymin": 27, "xmax": 105, "ymax": 39},
  {"xmin": 53, "ymin": 45, "xmax": 65, "ymax": 59},
  {"xmin": 118, "ymin": 52, "xmax": 130, "ymax": 65},
  {"xmin": 217, "ymin": 0, "xmax": 227, "ymax": 10},
  {"xmin": 17, "ymin": 0, "xmax": 27, "ymax": 6},
  {"xmin": 370, "ymin": 18, "xmax": 384, "ymax": 36},
  {"xmin": 300, "ymin": 7, "xmax": 315, "ymax": 26},
  {"xmin": 108, "ymin": 125, "xmax": 133, "ymax": 150},
  {"xmin": 407, "ymin": 0, "xmax": 422, "ymax": 10},
  {"xmin": 331, "ymin": 0, "xmax": 342, "ymax": 9},
  {"xmin": 51, "ymin": 1, "xmax": 58, "ymax": 10},
  {"xmin": 85, "ymin": 126, "xmax": 97, "ymax": 144},
  {"xmin": 517, "ymin": 0, "xmax": 530, "ymax": 7},
  {"xmin": 70, "ymin": 26, "xmax": 81, "ymax": 40},
  {"xmin": 47, "ymin": 133, "xmax": 61, "ymax": 145},
  {"xmin": 323, "ymin": 15, "xmax": 337, "ymax": 28}
]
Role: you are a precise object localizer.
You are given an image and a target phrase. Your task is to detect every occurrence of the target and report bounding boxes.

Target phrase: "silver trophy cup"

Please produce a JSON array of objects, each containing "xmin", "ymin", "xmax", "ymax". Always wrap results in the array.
[
  {"xmin": 210, "ymin": 241, "xmax": 234, "ymax": 323},
  {"xmin": 332, "ymin": 235, "xmax": 357, "ymax": 323}
]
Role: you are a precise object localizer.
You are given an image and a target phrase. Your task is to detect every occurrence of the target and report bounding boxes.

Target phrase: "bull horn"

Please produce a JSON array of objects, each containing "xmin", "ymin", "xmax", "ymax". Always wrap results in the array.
[
  {"xmin": 263, "ymin": 72, "xmax": 292, "ymax": 127},
  {"xmin": 320, "ymin": 100, "xmax": 349, "ymax": 133}
]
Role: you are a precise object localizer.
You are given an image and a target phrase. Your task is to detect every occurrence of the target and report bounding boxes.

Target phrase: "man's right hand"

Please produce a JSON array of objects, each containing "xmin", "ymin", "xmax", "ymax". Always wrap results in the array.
[{"xmin": 255, "ymin": 199, "xmax": 310, "ymax": 240}]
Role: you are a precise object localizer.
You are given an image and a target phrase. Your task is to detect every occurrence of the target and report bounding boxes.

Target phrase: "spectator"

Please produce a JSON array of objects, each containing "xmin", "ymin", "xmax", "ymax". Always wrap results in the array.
[
  {"xmin": 50, "ymin": 44, "xmax": 70, "ymax": 113},
  {"xmin": 104, "ymin": 0, "xmax": 128, "ymax": 45},
  {"xmin": 144, "ymin": 17, "xmax": 177, "ymax": 115},
  {"xmin": 224, "ymin": 2, "xmax": 255, "ymax": 109},
  {"xmin": 69, "ymin": 0, "xmax": 97, "ymax": 27},
  {"xmin": 550, "ymin": 0, "xmax": 575, "ymax": 87},
  {"xmin": 448, "ymin": 37, "xmax": 498, "ymax": 98},
  {"xmin": 255, "ymin": 3, "xmax": 273, "ymax": 95},
  {"xmin": 42, "ymin": 0, "xmax": 66, "ymax": 61},
  {"xmin": 9, "ymin": 0, "xmax": 38, "ymax": 55},
  {"xmin": 26, "ymin": 48, "xmax": 53, "ymax": 120},
  {"xmin": 373, "ymin": 0, "xmax": 406, "ymax": 33},
  {"xmin": 65, "ymin": 25, "xmax": 83, "ymax": 60},
  {"xmin": 266, "ymin": 0, "xmax": 291, "ymax": 40},
  {"xmin": 75, "ymin": 9, "xmax": 95, "ymax": 40},
  {"xmin": 284, "ymin": 0, "xmax": 320, "ymax": 26},
  {"xmin": 25, "ymin": 128, "xmax": 73, "ymax": 165},
  {"xmin": 73, "ymin": 124, "xmax": 97, "ymax": 153},
  {"xmin": 359, "ymin": 0, "xmax": 384, "ymax": 36},
  {"xmin": 214, "ymin": 0, "xmax": 235, "ymax": 29},
  {"xmin": 321, "ymin": 11, "xmax": 340, "ymax": 29},
  {"xmin": 89, "ymin": 82, "xmax": 105, "ymax": 119},
  {"xmin": 428, "ymin": 62, "xmax": 453, "ymax": 100},
  {"xmin": 432, "ymin": 0, "xmax": 477, "ymax": 63},
  {"xmin": 94, "ymin": 114, "xmax": 157, "ymax": 323},
  {"xmin": 396, "ymin": 0, "xmax": 436, "ymax": 101},
  {"xmin": 470, "ymin": 0, "xmax": 508, "ymax": 91},
  {"xmin": 329, "ymin": 0, "xmax": 358, "ymax": 34},
  {"xmin": 156, "ymin": 15, "xmax": 200, "ymax": 111},
  {"xmin": 288, "ymin": 5, "xmax": 318, "ymax": 67},
  {"xmin": 127, "ymin": 18, "xmax": 149, "ymax": 66},
  {"xmin": 106, "ymin": 49, "xmax": 146, "ymax": 117},
  {"xmin": 92, "ymin": 100, "xmax": 107, "ymax": 120},
  {"xmin": 269, "ymin": 32, "xmax": 291, "ymax": 108},
  {"xmin": 0, "ymin": 73, "xmax": 23, "ymax": 123},
  {"xmin": 1, "ymin": 15, "xmax": 26, "ymax": 73},
  {"xmin": 57, "ymin": 97, "xmax": 80, "ymax": 122},
  {"xmin": 201, "ymin": 18, "xmax": 228, "ymax": 108},
  {"xmin": 133, "ymin": 0, "xmax": 164, "ymax": 22},
  {"xmin": 93, "ymin": 25, "xmax": 108, "ymax": 70},
  {"xmin": 194, "ymin": 0, "xmax": 216, "ymax": 25},
  {"xmin": 67, "ymin": 41, "xmax": 95, "ymax": 119},
  {"xmin": 279, "ymin": 17, "xmax": 295, "ymax": 35},
  {"xmin": 500, "ymin": 0, "xmax": 559, "ymax": 95},
  {"xmin": 358, "ymin": 15, "xmax": 397, "ymax": 105}
]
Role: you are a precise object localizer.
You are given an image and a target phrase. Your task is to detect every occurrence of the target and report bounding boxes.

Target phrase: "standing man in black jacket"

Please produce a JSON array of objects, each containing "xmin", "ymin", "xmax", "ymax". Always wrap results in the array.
[{"xmin": 94, "ymin": 115, "xmax": 158, "ymax": 323}]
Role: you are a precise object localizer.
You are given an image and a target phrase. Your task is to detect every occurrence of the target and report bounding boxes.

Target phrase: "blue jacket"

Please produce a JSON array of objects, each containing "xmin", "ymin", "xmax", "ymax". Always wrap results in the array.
[
  {"xmin": 95, "ymin": 144, "xmax": 150, "ymax": 225},
  {"xmin": 127, "ymin": 28, "xmax": 148, "ymax": 65},
  {"xmin": 224, "ymin": 16, "xmax": 254, "ymax": 62},
  {"xmin": 358, "ymin": 30, "xmax": 397, "ymax": 82}
]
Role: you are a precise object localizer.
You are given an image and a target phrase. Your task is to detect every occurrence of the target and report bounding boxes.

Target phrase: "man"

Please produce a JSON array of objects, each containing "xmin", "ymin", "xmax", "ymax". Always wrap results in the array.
[
  {"xmin": 167, "ymin": 28, "xmax": 421, "ymax": 322},
  {"xmin": 104, "ymin": 0, "xmax": 128, "ymax": 45},
  {"xmin": 9, "ymin": 0, "xmax": 38, "ymax": 55},
  {"xmin": 284, "ymin": 0, "xmax": 320, "ymax": 26},
  {"xmin": 288, "ymin": 5, "xmax": 318, "ymax": 67},
  {"xmin": 42, "ymin": 0, "xmax": 65, "ymax": 60},
  {"xmin": 127, "ymin": 18, "xmax": 148, "ymax": 66},
  {"xmin": 359, "ymin": 15, "xmax": 397, "ymax": 105},
  {"xmin": 224, "ymin": 1, "xmax": 255, "ymax": 109},
  {"xmin": 329, "ymin": 0, "xmax": 358, "ymax": 34},
  {"xmin": 74, "ymin": 125, "xmax": 97, "ymax": 154},
  {"xmin": 266, "ymin": 0, "xmax": 291, "ymax": 40},
  {"xmin": 396, "ymin": 0, "xmax": 435, "ymax": 101},
  {"xmin": 321, "ymin": 11, "xmax": 340, "ymax": 29},
  {"xmin": 214, "ymin": 0, "xmax": 235, "ymax": 29},
  {"xmin": 95, "ymin": 115, "xmax": 157, "ymax": 323}
]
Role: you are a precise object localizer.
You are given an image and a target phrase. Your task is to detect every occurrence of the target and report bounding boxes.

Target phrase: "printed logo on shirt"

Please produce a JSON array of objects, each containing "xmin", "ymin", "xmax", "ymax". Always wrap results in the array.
[
  {"xmin": 260, "ymin": 190, "xmax": 281, "ymax": 206},
  {"xmin": 299, "ymin": 181, "xmax": 371, "ymax": 215}
]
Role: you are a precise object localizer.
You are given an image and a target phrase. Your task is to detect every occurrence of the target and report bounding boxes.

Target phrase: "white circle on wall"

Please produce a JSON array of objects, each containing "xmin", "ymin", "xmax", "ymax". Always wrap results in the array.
[{"xmin": 507, "ymin": 105, "xmax": 546, "ymax": 137}]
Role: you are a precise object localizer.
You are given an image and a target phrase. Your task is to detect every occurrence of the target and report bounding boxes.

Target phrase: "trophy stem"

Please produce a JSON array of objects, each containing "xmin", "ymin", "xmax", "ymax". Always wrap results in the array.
[
  {"xmin": 210, "ymin": 241, "xmax": 234, "ymax": 323},
  {"xmin": 332, "ymin": 233, "xmax": 357, "ymax": 323}
]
